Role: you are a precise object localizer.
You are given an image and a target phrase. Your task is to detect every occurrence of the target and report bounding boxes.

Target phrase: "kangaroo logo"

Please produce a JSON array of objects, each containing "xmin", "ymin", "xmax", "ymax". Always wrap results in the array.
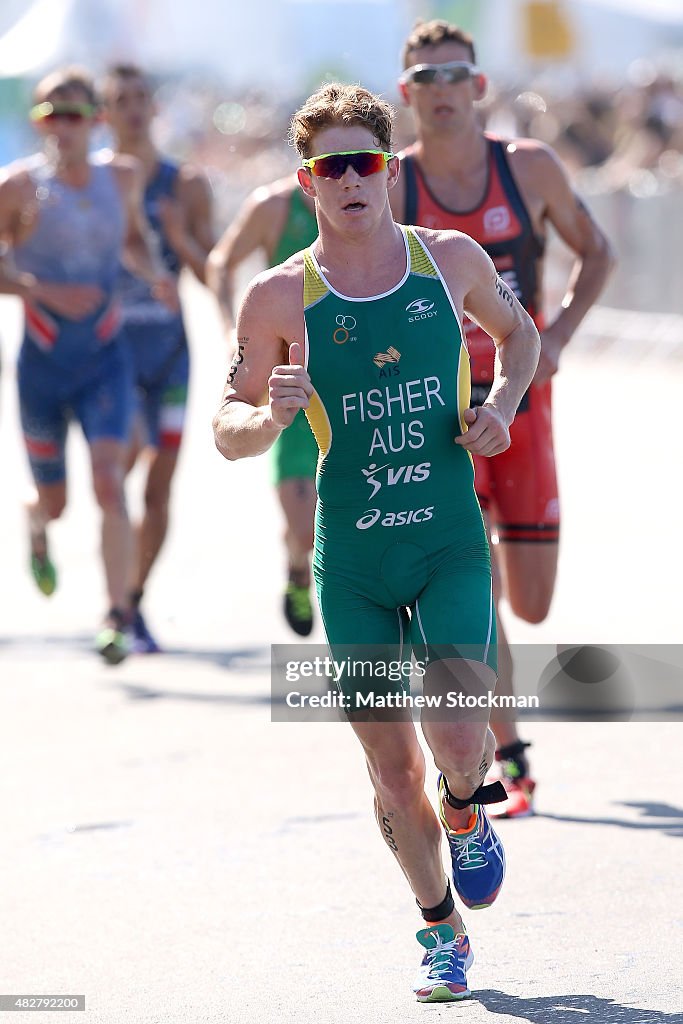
[{"xmin": 372, "ymin": 346, "xmax": 401, "ymax": 369}]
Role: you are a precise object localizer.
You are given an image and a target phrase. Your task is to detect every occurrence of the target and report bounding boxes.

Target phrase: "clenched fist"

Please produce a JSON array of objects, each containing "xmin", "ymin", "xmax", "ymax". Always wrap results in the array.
[{"xmin": 268, "ymin": 341, "xmax": 314, "ymax": 430}]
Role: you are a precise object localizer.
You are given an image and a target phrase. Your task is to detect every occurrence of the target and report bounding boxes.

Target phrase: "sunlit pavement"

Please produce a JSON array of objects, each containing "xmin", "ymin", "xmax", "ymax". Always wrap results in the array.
[{"xmin": 1, "ymin": 284, "xmax": 681, "ymax": 1023}]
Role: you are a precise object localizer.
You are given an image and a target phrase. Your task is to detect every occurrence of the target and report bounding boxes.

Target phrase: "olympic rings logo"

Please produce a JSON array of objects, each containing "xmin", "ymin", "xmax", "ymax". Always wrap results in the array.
[{"xmin": 333, "ymin": 313, "xmax": 357, "ymax": 345}]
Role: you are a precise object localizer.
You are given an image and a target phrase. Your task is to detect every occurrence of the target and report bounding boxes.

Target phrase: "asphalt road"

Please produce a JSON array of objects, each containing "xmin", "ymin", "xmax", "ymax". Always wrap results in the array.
[{"xmin": 1, "ymin": 282, "xmax": 682, "ymax": 1024}]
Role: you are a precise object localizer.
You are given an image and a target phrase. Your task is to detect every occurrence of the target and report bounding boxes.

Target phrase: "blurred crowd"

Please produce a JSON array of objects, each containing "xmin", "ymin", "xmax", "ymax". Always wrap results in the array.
[
  {"xmin": 141, "ymin": 59, "xmax": 683, "ymax": 223},
  {"xmin": 489, "ymin": 66, "xmax": 683, "ymax": 198}
]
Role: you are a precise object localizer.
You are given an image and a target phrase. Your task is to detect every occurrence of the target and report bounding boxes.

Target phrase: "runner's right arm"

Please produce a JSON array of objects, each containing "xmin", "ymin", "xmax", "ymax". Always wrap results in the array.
[
  {"xmin": 212, "ymin": 265, "xmax": 311, "ymax": 461},
  {"xmin": 157, "ymin": 165, "xmax": 215, "ymax": 284},
  {"xmin": 457, "ymin": 239, "xmax": 540, "ymax": 456},
  {"xmin": 0, "ymin": 176, "xmax": 35, "ymax": 299},
  {"xmin": 206, "ymin": 187, "xmax": 276, "ymax": 331}
]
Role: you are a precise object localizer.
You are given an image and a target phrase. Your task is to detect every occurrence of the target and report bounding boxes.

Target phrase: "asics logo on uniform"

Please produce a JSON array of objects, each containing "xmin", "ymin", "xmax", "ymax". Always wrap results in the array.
[
  {"xmin": 406, "ymin": 298, "xmax": 437, "ymax": 323},
  {"xmin": 355, "ymin": 506, "xmax": 435, "ymax": 530},
  {"xmin": 333, "ymin": 314, "xmax": 357, "ymax": 345},
  {"xmin": 362, "ymin": 462, "xmax": 431, "ymax": 498},
  {"xmin": 372, "ymin": 346, "xmax": 401, "ymax": 369}
]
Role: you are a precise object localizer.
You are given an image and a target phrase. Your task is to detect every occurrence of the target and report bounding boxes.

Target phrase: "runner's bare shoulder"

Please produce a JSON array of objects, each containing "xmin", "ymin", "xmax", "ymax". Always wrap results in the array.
[
  {"xmin": 408, "ymin": 225, "xmax": 494, "ymax": 302},
  {"xmin": 240, "ymin": 249, "xmax": 305, "ymax": 332},
  {"xmin": 0, "ymin": 155, "xmax": 43, "ymax": 195},
  {"xmin": 101, "ymin": 151, "xmax": 143, "ymax": 187},
  {"xmin": 249, "ymin": 174, "xmax": 301, "ymax": 215},
  {"xmin": 410, "ymin": 224, "xmax": 484, "ymax": 265},
  {"xmin": 0, "ymin": 157, "xmax": 45, "ymax": 229},
  {"xmin": 500, "ymin": 136, "xmax": 566, "ymax": 183}
]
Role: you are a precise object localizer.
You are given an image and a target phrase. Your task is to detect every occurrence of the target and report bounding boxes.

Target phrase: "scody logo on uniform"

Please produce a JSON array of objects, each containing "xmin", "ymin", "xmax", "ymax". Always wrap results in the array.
[
  {"xmin": 362, "ymin": 462, "xmax": 431, "ymax": 499},
  {"xmin": 356, "ymin": 506, "xmax": 435, "ymax": 530},
  {"xmin": 406, "ymin": 298, "xmax": 437, "ymax": 323}
]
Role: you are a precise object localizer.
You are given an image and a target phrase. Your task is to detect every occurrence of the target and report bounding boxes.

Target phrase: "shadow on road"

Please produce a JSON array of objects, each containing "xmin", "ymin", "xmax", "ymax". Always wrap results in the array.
[
  {"xmin": 0, "ymin": 636, "xmax": 271, "ymax": 674},
  {"xmin": 476, "ymin": 991, "xmax": 682, "ymax": 1023},
  {"xmin": 115, "ymin": 681, "xmax": 279, "ymax": 706},
  {"xmin": 0, "ymin": 633, "xmax": 93, "ymax": 652},
  {"xmin": 535, "ymin": 800, "xmax": 683, "ymax": 839},
  {"xmin": 276, "ymin": 812, "xmax": 362, "ymax": 834},
  {"xmin": 153, "ymin": 644, "xmax": 270, "ymax": 672},
  {"xmin": 620, "ymin": 800, "xmax": 683, "ymax": 819}
]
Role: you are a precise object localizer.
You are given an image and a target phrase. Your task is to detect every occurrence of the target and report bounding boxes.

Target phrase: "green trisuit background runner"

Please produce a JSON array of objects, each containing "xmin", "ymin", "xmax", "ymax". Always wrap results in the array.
[
  {"xmin": 303, "ymin": 226, "xmax": 496, "ymax": 700},
  {"xmin": 269, "ymin": 189, "xmax": 319, "ymax": 484}
]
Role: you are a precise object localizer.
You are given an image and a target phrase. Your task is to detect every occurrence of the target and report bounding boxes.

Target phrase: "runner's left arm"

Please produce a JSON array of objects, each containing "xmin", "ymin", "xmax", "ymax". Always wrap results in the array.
[
  {"xmin": 113, "ymin": 158, "xmax": 179, "ymax": 311},
  {"xmin": 532, "ymin": 145, "xmax": 615, "ymax": 381},
  {"xmin": 157, "ymin": 166, "xmax": 215, "ymax": 284},
  {"xmin": 445, "ymin": 235, "xmax": 540, "ymax": 457}
]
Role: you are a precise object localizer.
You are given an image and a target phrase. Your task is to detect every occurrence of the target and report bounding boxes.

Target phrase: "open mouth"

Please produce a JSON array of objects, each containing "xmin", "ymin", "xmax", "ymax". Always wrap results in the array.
[
  {"xmin": 434, "ymin": 104, "xmax": 454, "ymax": 115},
  {"xmin": 343, "ymin": 201, "xmax": 366, "ymax": 211}
]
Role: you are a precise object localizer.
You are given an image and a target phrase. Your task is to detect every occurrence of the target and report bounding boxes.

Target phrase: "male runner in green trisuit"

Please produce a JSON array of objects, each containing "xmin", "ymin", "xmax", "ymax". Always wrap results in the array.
[
  {"xmin": 207, "ymin": 176, "xmax": 318, "ymax": 635},
  {"xmin": 213, "ymin": 84, "xmax": 539, "ymax": 1002}
]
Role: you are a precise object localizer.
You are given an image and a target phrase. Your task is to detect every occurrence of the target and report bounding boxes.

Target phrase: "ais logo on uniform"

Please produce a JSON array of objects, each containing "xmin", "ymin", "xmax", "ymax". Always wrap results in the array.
[
  {"xmin": 362, "ymin": 462, "xmax": 431, "ymax": 498},
  {"xmin": 406, "ymin": 298, "xmax": 437, "ymax": 323},
  {"xmin": 372, "ymin": 346, "xmax": 401, "ymax": 377},
  {"xmin": 355, "ymin": 506, "xmax": 435, "ymax": 530}
]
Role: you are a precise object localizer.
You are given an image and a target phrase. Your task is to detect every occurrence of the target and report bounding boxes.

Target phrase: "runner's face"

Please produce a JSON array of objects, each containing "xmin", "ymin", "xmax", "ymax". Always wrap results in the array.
[
  {"xmin": 401, "ymin": 42, "xmax": 484, "ymax": 134},
  {"xmin": 104, "ymin": 76, "xmax": 154, "ymax": 142},
  {"xmin": 33, "ymin": 87, "xmax": 96, "ymax": 163},
  {"xmin": 297, "ymin": 125, "xmax": 398, "ymax": 235}
]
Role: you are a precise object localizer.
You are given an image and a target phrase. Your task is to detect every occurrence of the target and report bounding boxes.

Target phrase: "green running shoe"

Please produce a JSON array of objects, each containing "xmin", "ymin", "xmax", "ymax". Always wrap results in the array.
[
  {"xmin": 30, "ymin": 550, "xmax": 57, "ymax": 596},
  {"xmin": 283, "ymin": 582, "xmax": 313, "ymax": 636},
  {"xmin": 95, "ymin": 611, "xmax": 130, "ymax": 666}
]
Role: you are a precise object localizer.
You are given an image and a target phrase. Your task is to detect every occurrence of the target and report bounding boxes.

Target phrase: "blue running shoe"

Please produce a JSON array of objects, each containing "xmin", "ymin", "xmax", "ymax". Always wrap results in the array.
[
  {"xmin": 438, "ymin": 774, "xmax": 506, "ymax": 909},
  {"xmin": 413, "ymin": 923, "xmax": 474, "ymax": 1002},
  {"xmin": 132, "ymin": 609, "xmax": 161, "ymax": 654}
]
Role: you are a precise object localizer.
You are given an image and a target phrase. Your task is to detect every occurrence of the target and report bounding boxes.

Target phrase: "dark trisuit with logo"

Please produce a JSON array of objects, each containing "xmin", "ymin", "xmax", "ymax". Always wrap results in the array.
[
  {"xmin": 303, "ymin": 226, "xmax": 496, "ymax": 700},
  {"xmin": 117, "ymin": 159, "xmax": 188, "ymax": 450},
  {"xmin": 400, "ymin": 138, "xmax": 558, "ymax": 544}
]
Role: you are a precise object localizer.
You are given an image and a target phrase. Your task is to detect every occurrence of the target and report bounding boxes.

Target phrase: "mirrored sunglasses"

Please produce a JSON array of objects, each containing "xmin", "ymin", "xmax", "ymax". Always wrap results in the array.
[
  {"xmin": 30, "ymin": 101, "xmax": 97, "ymax": 124},
  {"xmin": 400, "ymin": 61, "xmax": 480, "ymax": 86},
  {"xmin": 301, "ymin": 150, "xmax": 394, "ymax": 180}
]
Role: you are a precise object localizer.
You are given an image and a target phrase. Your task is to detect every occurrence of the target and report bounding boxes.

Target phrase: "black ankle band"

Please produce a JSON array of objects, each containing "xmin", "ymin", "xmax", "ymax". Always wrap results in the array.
[
  {"xmin": 288, "ymin": 567, "xmax": 309, "ymax": 588},
  {"xmin": 442, "ymin": 775, "xmax": 507, "ymax": 809},
  {"xmin": 496, "ymin": 740, "xmax": 531, "ymax": 760},
  {"xmin": 129, "ymin": 589, "xmax": 144, "ymax": 609},
  {"xmin": 417, "ymin": 879, "xmax": 454, "ymax": 922},
  {"xmin": 108, "ymin": 607, "xmax": 127, "ymax": 629}
]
